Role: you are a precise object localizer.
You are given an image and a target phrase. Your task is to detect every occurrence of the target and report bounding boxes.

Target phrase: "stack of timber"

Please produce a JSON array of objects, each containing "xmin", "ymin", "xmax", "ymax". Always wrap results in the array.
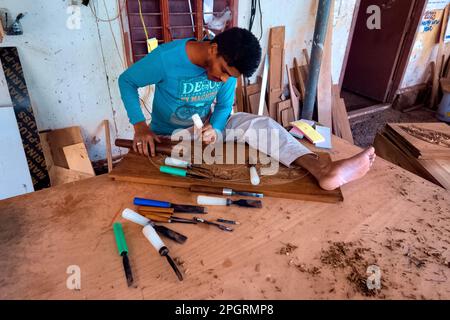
[{"xmin": 374, "ymin": 123, "xmax": 450, "ymax": 190}]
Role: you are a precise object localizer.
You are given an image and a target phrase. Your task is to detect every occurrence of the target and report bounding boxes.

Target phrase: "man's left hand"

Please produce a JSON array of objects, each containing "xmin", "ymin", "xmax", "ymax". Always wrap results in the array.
[{"xmin": 202, "ymin": 124, "xmax": 218, "ymax": 145}]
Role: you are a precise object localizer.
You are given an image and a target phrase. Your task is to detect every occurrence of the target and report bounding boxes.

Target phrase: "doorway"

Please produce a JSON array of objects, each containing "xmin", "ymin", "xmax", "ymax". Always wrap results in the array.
[{"xmin": 340, "ymin": 0, "xmax": 427, "ymax": 113}]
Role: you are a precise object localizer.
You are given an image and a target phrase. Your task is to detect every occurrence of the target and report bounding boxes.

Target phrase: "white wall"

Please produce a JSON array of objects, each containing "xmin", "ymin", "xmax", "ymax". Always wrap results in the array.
[
  {"xmin": 401, "ymin": 0, "xmax": 450, "ymax": 89},
  {"xmin": 0, "ymin": 0, "xmax": 132, "ymax": 162},
  {"xmin": 237, "ymin": 0, "xmax": 358, "ymax": 85},
  {"xmin": 0, "ymin": 106, "xmax": 34, "ymax": 200}
]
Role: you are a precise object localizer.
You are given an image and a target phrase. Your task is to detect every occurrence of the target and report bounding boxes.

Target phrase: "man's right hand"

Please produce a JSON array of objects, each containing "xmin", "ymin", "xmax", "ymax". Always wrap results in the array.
[{"xmin": 133, "ymin": 121, "xmax": 161, "ymax": 157}]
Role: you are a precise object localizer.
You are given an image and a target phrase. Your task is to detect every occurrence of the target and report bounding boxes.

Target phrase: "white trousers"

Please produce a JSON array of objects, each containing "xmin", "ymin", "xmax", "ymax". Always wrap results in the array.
[{"xmin": 222, "ymin": 113, "xmax": 315, "ymax": 167}]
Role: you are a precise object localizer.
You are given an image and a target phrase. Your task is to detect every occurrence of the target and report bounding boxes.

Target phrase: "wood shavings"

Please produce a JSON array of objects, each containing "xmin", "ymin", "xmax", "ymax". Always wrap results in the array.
[
  {"xmin": 277, "ymin": 243, "xmax": 298, "ymax": 256},
  {"xmin": 399, "ymin": 125, "xmax": 450, "ymax": 148}
]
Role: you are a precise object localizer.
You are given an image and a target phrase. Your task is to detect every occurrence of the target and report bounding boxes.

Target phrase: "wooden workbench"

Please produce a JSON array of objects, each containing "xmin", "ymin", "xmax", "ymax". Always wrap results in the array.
[{"xmin": 0, "ymin": 137, "xmax": 449, "ymax": 300}]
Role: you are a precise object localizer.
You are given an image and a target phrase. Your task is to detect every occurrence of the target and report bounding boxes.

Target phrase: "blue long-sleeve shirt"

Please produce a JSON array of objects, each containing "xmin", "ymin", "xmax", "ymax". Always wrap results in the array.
[{"xmin": 118, "ymin": 38, "xmax": 237, "ymax": 135}]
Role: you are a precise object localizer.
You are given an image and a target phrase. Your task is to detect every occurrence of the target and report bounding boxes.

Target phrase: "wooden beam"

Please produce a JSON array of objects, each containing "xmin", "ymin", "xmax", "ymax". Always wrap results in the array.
[
  {"xmin": 268, "ymin": 26, "xmax": 285, "ymax": 120},
  {"xmin": 160, "ymin": 0, "xmax": 171, "ymax": 43},
  {"xmin": 104, "ymin": 120, "xmax": 113, "ymax": 173},
  {"xmin": 195, "ymin": 0, "xmax": 204, "ymax": 40},
  {"xmin": 286, "ymin": 64, "xmax": 300, "ymax": 120},
  {"xmin": 331, "ymin": 85, "xmax": 354, "ymax": 144}
]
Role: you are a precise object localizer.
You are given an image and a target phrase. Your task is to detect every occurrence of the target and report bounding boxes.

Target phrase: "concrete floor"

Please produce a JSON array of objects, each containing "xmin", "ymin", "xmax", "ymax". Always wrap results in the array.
[{"xmin": 350, "ymin": 107, "xmax": 440, "ymax": 148}]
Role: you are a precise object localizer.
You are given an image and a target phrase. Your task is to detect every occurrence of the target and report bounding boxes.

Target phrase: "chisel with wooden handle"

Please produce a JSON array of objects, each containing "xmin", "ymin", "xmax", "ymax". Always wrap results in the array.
[
  {"xmin": 122, "ymin": 209, "xmax": 187, "ymax": 244},
  {"xmin": 190, "ymin": 185, "xmax": 264, "ymax": 198},
  {"xmin": 115, "ymin": 139, "xmax": 174, "ymax": 156}
]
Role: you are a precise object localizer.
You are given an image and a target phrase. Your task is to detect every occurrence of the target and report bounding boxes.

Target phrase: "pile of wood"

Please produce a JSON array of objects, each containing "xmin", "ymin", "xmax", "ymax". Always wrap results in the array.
[
  {"xmin": 374, "ymin": 123, "xmax": 450, "ymax": 190},
  {"xmin": 234, "ymin": 21, "xmax": 353, "ymax": 145},
  {"xmin": 40, "ymin": 126, "xmax": 96, "ymax": 186}
]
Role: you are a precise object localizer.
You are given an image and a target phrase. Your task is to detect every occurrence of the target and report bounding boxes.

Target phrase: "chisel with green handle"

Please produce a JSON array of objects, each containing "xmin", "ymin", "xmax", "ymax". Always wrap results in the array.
[
  {"xmin": 160, "ymin": 166, "xmax": 207, "ymax": 180},
  {"xmin": 113, "ymin": 222, "xmax": 134, "ymax": 287}
]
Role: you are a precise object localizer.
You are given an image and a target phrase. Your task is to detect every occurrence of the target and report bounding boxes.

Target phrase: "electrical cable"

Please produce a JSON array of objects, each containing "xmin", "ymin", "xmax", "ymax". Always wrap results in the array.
[{"xmin": 137, "ymin": 0, "xmax": 149, "ymax": 40}]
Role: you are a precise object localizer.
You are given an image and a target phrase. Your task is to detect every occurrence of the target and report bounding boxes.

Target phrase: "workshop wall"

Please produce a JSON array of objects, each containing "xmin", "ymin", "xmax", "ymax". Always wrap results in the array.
[
  {"xmin": 401, "ymin": 0, "xmax": 450, "ymax": 89},
  {"xmin": 238, "ymin": 0, "xmax": 358, "ymax": 85},
  {"xmin": 0, "ymin": 0, "xmax": 131, "ymax": 163},
  {"xmin": 0, "ymin": 0, "xmax": 357, "ymax": 166}
]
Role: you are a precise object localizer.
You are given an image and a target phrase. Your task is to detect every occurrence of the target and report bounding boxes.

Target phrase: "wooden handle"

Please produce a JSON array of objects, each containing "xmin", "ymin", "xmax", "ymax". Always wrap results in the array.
[
  {"xmin": 139, "ymin": 212, "xmax": 172, "ymax": 222},
  {"xmin": 189, "ymin": 185, "xmax": 222, "ymax": 195},
  {"xmin": 137, "ymin": 206, "xmax": 174, "ymax": 214}
]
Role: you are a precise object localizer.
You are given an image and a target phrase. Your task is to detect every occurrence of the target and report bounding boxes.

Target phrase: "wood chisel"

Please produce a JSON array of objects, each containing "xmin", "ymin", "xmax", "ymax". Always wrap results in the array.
[
  {"xmin": 197, "ymin": 195, "xmax": 263, "ymax": 208},
  {"xmin": 113, "ymin": 222, "xmax": 134, "ymax": 287},
  {"xmin": 160, "ymin": 166, "xmax": 208, "ymax": 180},
  {"xmin": 134, "ymin": 197, "xmax": 207, "ymax": 214},
  {"xmin": 142, "ymin": 224, "xmax": 183, "ymax": 281},
  {"xmin": 138, "ymin": 211, "xmax": 198, "ymax": 225},
  {"xmin": 193, "ymin": 217, "xmax": 233, "ymax": 232},
  {"xmin": 190, "ymin": 185, "xmax": 264, "ymax": 198},
  {"xmin": 164, "ymin": 157, "xmax": 206, "ymax": 170},
  {"xmin": 122, "ymin": 209, "xmax": 187, "ymax": 244}
]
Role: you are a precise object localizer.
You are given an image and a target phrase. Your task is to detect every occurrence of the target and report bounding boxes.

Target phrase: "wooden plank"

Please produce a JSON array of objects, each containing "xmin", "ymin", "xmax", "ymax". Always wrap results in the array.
[
  {"xmin": 268, "ymin": 26, "xmax": 285, "ymax": 120},
  {"xmin": 293, "ymin": 58, "xmax": 306, "ymax": 102},
  {"xmin": 245, "ymin": 83, "xmax": 261, "ymax": 111},
  {"xmin": 49, "ymin": 165, "xmax": 95, "ymax": 187},
  {"xmin": 63, "ymin": 143, "xmax": 95, "ymax": 176},
  {"xmin": 46, "ymin": 126, "xmax": 84, "ymax": 169},
  {"xmin": 420, "ymin": 158, "xmax": 450, "ymax": 190},
  {"xmin": 331, "ymin": 85, "xmax": 354, "ymax": 144},
  {"xmin": 276, "ymin": 100, "xmax": 294, "ymax": 128},
  {"xmin": 303, "ymin": 48, "xmax": 310, "ymax": 66},
  {"xmin": 104, "ymin": 120, "xmax": 113, "ymax": 173},
  {"xmin": 109, "ymin": 148, "xmax": 344, "ymax": 203},
  {"xmin": 374, "ymin": 133, "xmax": 441, "ymax": 185},
  {"xmin": 235, "ymin": 75, "xmax": 245, "ymax": 113},
  {"xmin": 160, "ymin": 0, "xmax": 171, "ymax": 43},
  {"xmin": 430, "ymin": 4, "xmax": 449, "ymax": 108},
  {"xmin": 2, "ymin": 137, "xmax": 450, "ymax": 299},
  {"xmin": 0, "ymin": 18, "xmax": 4, "ymax": 43},
  {"xmin": 248, "ymin": 92, "xmax": 268, "ymax": 116},
  {"xmin": 286, "ymin": 64, "xmax": 300, "ymax": 120},
  {"xmin": 195, "ymin": 0, "xmax": 204, "ymax": 40},
  {"xmin": 317, "ymin": 0, "xmax": 334, "ymax": 128},
  {"xmin": 386, "ymin": 123, "xmax": 450, "ymax": 159}
]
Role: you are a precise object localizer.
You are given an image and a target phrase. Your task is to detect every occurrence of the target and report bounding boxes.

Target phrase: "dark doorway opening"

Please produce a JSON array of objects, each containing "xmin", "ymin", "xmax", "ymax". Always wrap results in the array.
[{"xmin": 339, "ymin": 0, "xmax": 427, "ymax": 112}]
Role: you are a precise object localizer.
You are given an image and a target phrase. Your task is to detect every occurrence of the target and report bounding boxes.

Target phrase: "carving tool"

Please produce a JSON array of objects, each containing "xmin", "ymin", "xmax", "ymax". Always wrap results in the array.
[
  {"xmin": 122, "ymin": 209, "xmax": 187, "ymax": 244},
  {"xmin": 160, "ymin": 166, "xmax": 208, "ymax": 180},
  {"xmin": 115, "ymin": 138, "xmax": 175, "ymax": 156},
  {"xmin": 142, "ymin": 224, "xmax": 183, "ymax": 281},
  {"xmin": 134, "ymin": 197, "xmax": 207, "ymax": 214},
  {"xmin": 190, "ymin": 185, "xmax": 264, "ymax": 198},
  {"xmin": 197, "ymin": 195, "xmax": 263, "ymax": 209},
  {"xmin": 138, "ymin": 211, "xmax": 198, "ymax": 225},
  {"xmin": 113, "ymin": 222, "xmax": 134, "ymax": 287},
  {"xmin": 193, "ymin": 217, "xmax": 233, "ymax": 232},
  {"xmin": 164, "ymin": 157, "xmax": 211, "ymax": 174},
  {"xmin": 217, "ymin": 218, "xmax": 240, "ymax": 225}
]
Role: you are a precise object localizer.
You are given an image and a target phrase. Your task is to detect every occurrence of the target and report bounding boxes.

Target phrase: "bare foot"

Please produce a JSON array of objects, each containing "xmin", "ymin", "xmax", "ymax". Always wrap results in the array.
[{"xmin": 318, "ymin": 147, "xmax": 376, "ymax": 191}]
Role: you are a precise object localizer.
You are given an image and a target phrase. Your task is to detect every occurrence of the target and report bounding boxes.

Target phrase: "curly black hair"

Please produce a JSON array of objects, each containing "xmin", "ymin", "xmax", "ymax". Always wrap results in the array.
[{"xmin": 212, "ymin": 27, "xmax": 262, "ymax": 78}]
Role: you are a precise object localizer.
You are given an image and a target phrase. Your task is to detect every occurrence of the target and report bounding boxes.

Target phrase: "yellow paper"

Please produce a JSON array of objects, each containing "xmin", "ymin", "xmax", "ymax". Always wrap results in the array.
[
  {"xmin": 291, "ymin": 121, "xmax": 325, "ymax": 144},
  {"xmin": 147, "ymin": 38, "xmax": 159, "ymax": 53}
]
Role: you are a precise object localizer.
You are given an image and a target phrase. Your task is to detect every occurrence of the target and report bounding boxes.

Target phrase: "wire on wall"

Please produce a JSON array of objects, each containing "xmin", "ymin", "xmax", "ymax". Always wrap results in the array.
[{"xmin": 248, "ymin": 0, "xmax": 262, "ymax": 41}]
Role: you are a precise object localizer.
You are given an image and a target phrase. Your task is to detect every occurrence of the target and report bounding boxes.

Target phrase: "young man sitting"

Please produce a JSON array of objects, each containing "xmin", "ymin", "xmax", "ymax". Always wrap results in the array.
[{"xmin": 119, "ymin": 27, "xmax": 376, "ymax": 191}]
